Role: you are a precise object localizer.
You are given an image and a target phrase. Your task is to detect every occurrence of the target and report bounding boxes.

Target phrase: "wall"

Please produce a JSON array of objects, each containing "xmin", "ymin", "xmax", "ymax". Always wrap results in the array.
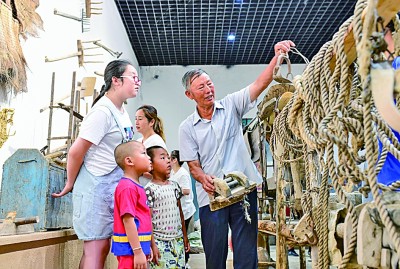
[
  {"xmin": 0, "ymin": 0, "xmax": 140, "ymax": 186},
  {"xmin": 139, "ymin": 64, "xmax": 306, "ymax": 151}
]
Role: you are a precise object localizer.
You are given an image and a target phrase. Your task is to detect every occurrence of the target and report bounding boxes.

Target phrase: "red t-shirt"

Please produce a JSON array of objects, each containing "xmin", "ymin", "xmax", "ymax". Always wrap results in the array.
[{"xmin": 111, "ymin": 178, "xmax": 152, "ymax": 256}]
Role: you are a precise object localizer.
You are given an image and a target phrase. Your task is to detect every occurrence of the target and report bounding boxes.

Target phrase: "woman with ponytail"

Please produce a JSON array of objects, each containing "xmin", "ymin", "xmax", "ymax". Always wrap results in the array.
[
  {"xmin": 135, "ymin": 105, "xmax": 168, "ymax": 186},
  {"xmin": 135, "ymin": 105, "xmax": 167, "ymax": 151},
  {"xmin": 52, "ymin": 59, "xmax": 141, "ymax": 268}
]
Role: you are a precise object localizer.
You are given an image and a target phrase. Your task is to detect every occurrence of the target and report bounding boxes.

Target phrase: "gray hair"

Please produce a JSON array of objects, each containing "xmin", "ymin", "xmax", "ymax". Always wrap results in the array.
[{"xmin": 181, "ymin": 69, "xmax": 208, "ymax": 90}]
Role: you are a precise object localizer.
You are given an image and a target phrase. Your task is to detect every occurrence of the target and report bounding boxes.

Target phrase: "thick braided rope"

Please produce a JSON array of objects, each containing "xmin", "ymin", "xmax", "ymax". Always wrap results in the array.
[
  {"xmin": 362, "ymin": 82, "xmax": 400, "ymax": 259},
  {"xmin": 375, "ymin": 146, "xmax": 387, "ymax": 176},
  {"xmin": 354, "ymin": 0, "xmax": 400, "ymax": 256},
  {"xmin": 312, "ymin": 19, "xmax": 355, "ymax": 268},
  {"xmin": 301, "ymin": 149, "xmax": 314, "ymax": 215},
  {"xmin": 277, "ymin": 15, "xmax": 361, "ymax": 269},
  {"xmin": 268, "ymin": 0, "xmax": 400, "ymax": 266},
  {"xmin": 316, "ymin": 163, "xmax": 329, "ymax": 269},
  {"xmin": 373, "ymin": 113, "xmax": 400, "ymax": 152},
  {"xmin": 393, "ymin": 14, "xmax": 400, "ymax": 56},
  {"xmin": 388, "ymin": 180, "xmax": 400, "ymax": 190},
  {"xmin": 327, "ymin": 144, "xmax": 358, "ymax": 268},
  {"xmin": 354, "ymin": 0, "xmax": 400, "ymax": 259},
  {"xmin": 378, "ymin": 131, "xmax": 400, "ymax": 160}
]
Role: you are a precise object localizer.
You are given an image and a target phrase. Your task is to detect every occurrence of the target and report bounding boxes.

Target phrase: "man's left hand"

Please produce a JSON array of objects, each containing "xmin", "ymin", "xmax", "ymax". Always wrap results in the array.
[{"xmin": 274, "ymin": 40, "xmax": 296, "ymax": 55}]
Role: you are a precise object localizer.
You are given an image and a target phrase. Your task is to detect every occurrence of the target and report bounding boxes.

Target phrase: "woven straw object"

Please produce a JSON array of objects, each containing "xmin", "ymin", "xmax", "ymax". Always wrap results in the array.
[
  {"xmin": 14, "ymin": 0, "xmax": 43, "ymax": 39},
  {"xmin": 0, "ymin": 0, "xmax": 43, "ymax": 93}
]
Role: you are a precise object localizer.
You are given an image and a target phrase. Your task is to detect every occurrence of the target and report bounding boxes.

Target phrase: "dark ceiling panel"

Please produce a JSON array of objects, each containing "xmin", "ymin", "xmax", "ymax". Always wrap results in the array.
[{"xmin": 114, "ymin": 0, "xmax": 357, "ymax": 66}]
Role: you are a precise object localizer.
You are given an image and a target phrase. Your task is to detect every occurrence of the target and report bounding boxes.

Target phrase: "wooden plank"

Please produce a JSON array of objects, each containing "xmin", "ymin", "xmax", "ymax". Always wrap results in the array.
[
  {"xmin": 381, "ymin": 248, "xmax": 391, "ymax": 269},
  {"xmin": 357, "ymin": 204, "xmax": 382, "ymax": 267},
  {"xmin": 80, "ymin": 77, "xmax": 96, "ymax": 97}
]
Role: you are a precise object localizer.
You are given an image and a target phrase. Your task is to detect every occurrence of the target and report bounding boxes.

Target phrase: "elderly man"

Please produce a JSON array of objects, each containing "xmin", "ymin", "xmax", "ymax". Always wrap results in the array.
[{"xmin": 179, "ymin": 40, "xmax": 295, "ymax": 269}]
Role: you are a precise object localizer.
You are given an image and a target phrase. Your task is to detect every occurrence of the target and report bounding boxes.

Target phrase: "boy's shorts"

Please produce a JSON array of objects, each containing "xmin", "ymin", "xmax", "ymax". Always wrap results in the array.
[
  {"xmin": 117, "ymin": 255, "xmax": 150, "ymax": 269},
  {"xmin": 150, "ymin": 237, "xmax": 185, "ymax": 269},
  {"xmin": 73, "ymin": 164, "xmax": 123, "ymax": 240},
  {"xmin": 117, "ymin": 256, "xmax": 134, "ymax": 269}
]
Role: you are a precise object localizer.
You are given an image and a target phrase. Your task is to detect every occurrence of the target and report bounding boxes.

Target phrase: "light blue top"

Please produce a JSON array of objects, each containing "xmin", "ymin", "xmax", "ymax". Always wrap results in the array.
[{"xmin": 179, "ymin": 87, "xmax": 263, "ymax": 207}]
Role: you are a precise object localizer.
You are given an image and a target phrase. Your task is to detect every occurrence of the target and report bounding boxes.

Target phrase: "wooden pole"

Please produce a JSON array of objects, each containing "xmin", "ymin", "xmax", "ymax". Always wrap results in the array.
[
  {"xmin": 46, "ymin": 72, "xmax": 56, "ymax": 155},
  {"xmin": 274, "ymin": 139, "xmax": 288, "ymax": 269},
  {"xmin": 289, "ymin": 152, "xmax": 303, "ymax": 213},
  {"xmin": 299, "ymin": 246, "xmax": 306, "ymax": 269},
  {"xmin": 67, "ymin": 72, "xmax": 76, "ymax": 152}
]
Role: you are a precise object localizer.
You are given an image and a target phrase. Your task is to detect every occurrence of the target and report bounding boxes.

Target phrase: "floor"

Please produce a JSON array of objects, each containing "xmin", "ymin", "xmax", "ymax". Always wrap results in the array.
[{"xmin": 188, "ymin": 246, "xmax": 312, "ymax": 269}]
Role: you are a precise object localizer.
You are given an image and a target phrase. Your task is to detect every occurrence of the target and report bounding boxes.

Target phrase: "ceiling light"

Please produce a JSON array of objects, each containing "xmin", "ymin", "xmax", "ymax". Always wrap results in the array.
[{"xmin": 227, "ymin": 33, "xmax": 236, "ymax": 41}]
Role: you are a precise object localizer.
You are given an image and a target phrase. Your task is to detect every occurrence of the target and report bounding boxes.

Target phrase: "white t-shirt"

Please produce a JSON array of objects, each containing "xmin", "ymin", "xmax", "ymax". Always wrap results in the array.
[
  {"xmin": 79, "ymin": 96, "xmax": 133, "ymax": 176},
  {"xmin": 170, "ymin": 167, "xmax": 196, "ymax": 220},
  {"xmin": 137, "ymin": 134, "xmax": 168, "ymax": 151},
  {"xmin": 138, "ymin": 134, "xmax": 168, "ymax": 186}
]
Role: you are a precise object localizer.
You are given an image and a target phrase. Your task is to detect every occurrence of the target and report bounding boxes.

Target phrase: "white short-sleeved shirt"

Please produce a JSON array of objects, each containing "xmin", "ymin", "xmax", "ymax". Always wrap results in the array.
[
  {"xmin": 179, "ymin": 87, "xmax": 262, "ymax": 207},
  {"xmin": 137, "ymin": 134, "xmax": 168, "ymax": 186},
  {"xmin": 137, "ymin": 133, "xmax": 168, "ymax": 151},
  {"xmin": 79, "ymin": 96, "xmax": 133, "ymax": 176},
  {"xmin": 170, "ymin": 167, "xmax": 196, "ymax": 220},
  {"xmin": 145, "ymin": 180, "xmax": 183, "ymax": 241}
]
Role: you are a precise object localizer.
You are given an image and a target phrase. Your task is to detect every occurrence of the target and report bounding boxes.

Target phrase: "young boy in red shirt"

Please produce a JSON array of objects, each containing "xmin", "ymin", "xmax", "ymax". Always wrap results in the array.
[{"xmin": 112, "ymin": 141, "xmax": 153, "ymax": 269}]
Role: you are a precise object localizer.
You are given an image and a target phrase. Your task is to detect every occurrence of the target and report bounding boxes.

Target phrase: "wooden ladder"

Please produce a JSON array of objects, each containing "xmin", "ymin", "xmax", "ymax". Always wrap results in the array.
[{"xmin": 45, "ymin": 71, "xmax": 83, "ymax": 158}]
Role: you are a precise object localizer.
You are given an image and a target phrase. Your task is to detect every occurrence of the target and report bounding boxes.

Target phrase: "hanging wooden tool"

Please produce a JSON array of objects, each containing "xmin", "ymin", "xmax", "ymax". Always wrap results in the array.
[
  {"xmin": 78, "ymin": 76, "xmax": 97, "ymax": 115},
  {"xmin": 79, "ymin": 77, "xmax": 96, "ymax": 98},
  {"xmin": 85, "ymin": 0, "xmax": 103, "ymax": 18},
  {"xmin": 94, "ymin": 71, "xmax": 104, "ymax": 77},
  {"xmin": 45, "ymin": 40, "xmax": 103, "ymax": 67},
  {"xmin": 53, "ymin": 8, "xmax": 90, "ymax": 32},
  {"xmin": 93, "ymin": 40, "xmax": 122, "ymax": 58},
  {"xmin": 209, "ymin": 171, "xmax": 257, "ymax": 211}
]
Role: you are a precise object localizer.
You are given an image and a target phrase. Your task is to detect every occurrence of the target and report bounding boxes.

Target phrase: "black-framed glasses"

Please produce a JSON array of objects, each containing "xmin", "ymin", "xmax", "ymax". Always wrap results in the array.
[{"xmin": 120, "ymin": 75, "xmax": 142, "ymax": 85}]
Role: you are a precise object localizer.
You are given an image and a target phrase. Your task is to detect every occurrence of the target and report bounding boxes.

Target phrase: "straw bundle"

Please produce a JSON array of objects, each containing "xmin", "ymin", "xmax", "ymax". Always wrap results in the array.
[
  {"xmin": 0, "ymin": 1, "xmax": 27, "ymax": 93},
  {"xmin": 0, "ymin": 108, "xmax": 15, "ymax": 149},
  {"xmin": 13, "ymin": 0, "xmax": 43, "ymax": 39}
]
